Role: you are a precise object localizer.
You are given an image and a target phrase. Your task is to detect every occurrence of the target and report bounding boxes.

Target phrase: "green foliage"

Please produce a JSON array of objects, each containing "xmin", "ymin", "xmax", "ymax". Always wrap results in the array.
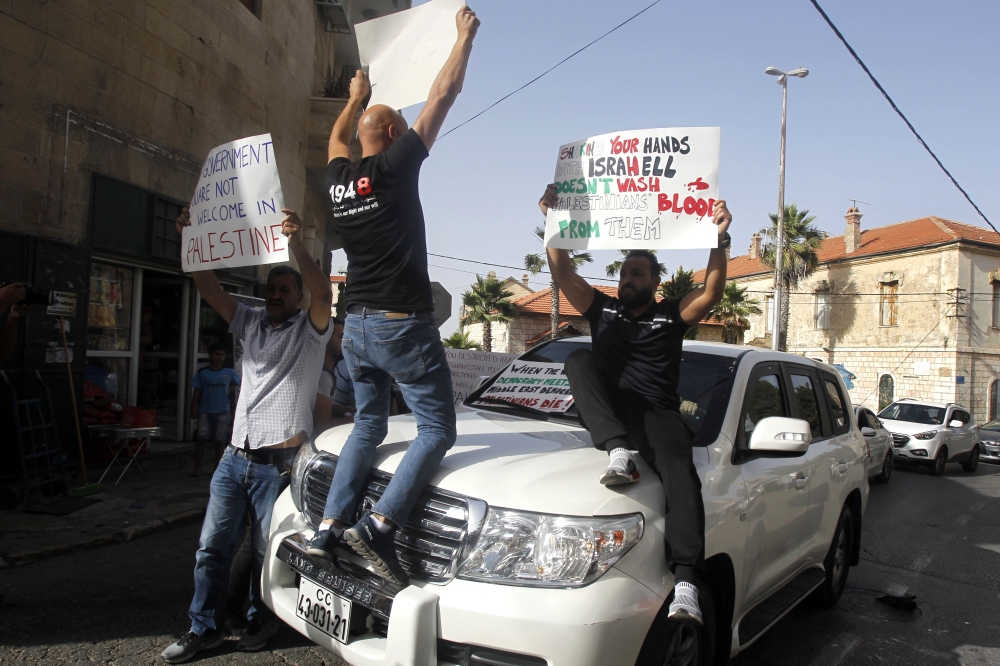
[
  {"xmin": 442, "ymin": 330, "xmax": 478, "ymax": 349},
  {"xmin": 660, "ymin": 266, "xmax": 696, "ymax": 301},
  {"xmin": 605, "ymin": 249, "xmax": 668, "ymax": 278},
  {"xmin": 524, "ymin": 225, "xmax": 593, "ymax": 341},
  {"xmin": 710, "ymin": 282, "xmax": 762, "ymax": 345},
  {"xmin": 459, "ymin": 274, "xmax": 516, "ymax": 352}
]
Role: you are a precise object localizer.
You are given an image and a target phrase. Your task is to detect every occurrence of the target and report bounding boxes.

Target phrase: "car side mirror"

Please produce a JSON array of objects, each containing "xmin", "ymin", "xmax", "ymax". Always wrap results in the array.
[
  {"xmin": 861, "ymin": 426, "xmax": 876, "ymax": 437},
  {"xmin": 949, "ymin": 419, "xmax": 963, "ymax": 428},
  {"xmin": 748, "ymin": 417, "xmax": 811, "ymax": 454}
]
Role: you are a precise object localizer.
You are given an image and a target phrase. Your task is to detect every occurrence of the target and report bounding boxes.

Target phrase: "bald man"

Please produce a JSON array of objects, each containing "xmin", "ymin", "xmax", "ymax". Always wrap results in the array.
[{"xmin": 305, "ymin": 6, "xmax": 480, "ymax": 586}]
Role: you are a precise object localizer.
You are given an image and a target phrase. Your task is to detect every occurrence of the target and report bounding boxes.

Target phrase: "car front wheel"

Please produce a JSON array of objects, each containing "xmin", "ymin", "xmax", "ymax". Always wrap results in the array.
[
  {"xmin": 635, "ymin": 583, "xmax": 717, "ymax": 666},
  {"xmin": 874, "ymin": 450, "xmax": 892, "ymax": 484},
  {"xmin": 811, "ymin": 505, "xmax": 854, "ymax": 608},
  {"xmin": 962, "ymin": 445, "xmax": 980, "ymax": 473},
  {"xmin": 930, "ymin": 446, "xmax": 948, "ymax": 476}
]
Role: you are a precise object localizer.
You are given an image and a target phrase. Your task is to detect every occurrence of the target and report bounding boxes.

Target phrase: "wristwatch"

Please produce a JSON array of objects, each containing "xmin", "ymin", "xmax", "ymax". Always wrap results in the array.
[{"xmin": 718, "ymin": 232, "xmax": 732, "ymax": 249}]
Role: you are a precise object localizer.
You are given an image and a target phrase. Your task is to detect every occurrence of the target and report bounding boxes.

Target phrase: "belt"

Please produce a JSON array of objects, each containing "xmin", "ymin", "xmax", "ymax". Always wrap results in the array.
[
  {"xmin": 346, "ymin": 305, "xmax": 415, "ymax": 316},
  {"xmin": 230, "ymin": 444, "xmax": 300, "ymax": 466}
]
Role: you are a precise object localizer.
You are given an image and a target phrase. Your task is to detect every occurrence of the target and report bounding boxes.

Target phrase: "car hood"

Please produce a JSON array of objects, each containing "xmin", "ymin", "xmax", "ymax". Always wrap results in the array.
[
  {"xmin": 312, "ymin": 409, "xmax": 698, "ymax": 518},
  {"xmin": 879, "ymin": 419, "xmax": 942, "ymax": 436}
]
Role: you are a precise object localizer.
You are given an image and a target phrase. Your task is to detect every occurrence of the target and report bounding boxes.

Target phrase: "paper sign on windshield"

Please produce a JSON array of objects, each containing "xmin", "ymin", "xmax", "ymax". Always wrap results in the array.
[
  {"xmin": 183, "ymin": 133, "xmax": 288, "ymax": 272},
  {"xmin": 473, "ymin": 361, "xmax": 574, "ymax": 414},
  {"xmin": 544, "ymin": 127, "xmax": 720, "ymax": 251}
]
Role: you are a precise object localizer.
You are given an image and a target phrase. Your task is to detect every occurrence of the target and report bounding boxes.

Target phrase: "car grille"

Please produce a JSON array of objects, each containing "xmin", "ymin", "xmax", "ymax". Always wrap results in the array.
[
  {"xmin": 892, "ymin": 434, "xmax": 910, "ymax": 447},
  {"xmin": 301, "ymin": 454, "xmax": 486, "ymax": 583}
]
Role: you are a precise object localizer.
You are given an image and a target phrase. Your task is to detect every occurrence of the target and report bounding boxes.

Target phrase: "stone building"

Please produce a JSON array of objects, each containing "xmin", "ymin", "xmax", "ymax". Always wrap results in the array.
[
  {"xmin": 0, "ymin": 0, "xmax": 409, "ymax": 441},
  {"xmin": 694, "ymin": 209, "xmax": 1000, "ymax": 421}
]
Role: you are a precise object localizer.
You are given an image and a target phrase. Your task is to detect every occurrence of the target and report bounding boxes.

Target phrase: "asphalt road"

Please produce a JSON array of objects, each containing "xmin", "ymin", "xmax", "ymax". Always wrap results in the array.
[{"xmin": 3, "ymin": 459, "xmax": 1000, "ymax": 665}]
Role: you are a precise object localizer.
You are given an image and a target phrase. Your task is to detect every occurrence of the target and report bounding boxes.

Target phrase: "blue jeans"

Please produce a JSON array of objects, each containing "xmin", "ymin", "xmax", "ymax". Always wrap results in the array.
[
  {"xmin": 322, "ymin": 311, "xmax": 457, "ymax": 528},
  {"xmin": 188, "ymin": 447, "xmax": 290, "ymax": 635}
]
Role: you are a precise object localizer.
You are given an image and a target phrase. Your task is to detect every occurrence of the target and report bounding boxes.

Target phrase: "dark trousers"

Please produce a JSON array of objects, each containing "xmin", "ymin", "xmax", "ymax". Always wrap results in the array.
[{"xmin": 565, "ymin": 349, "xmax": 705, "ymax": 582}]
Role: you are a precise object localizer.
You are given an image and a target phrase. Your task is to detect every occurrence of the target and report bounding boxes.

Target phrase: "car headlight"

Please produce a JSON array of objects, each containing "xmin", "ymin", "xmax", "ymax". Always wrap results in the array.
[
  {"xmin": 913, "ymin": 431, "xmax": 937, "ymax": 440},
  {"xmin": 290, "ymin": 439, "xmax": 321, "ymax": 512},
  {"xmin": 457, "ymin": 508, "xmax": 643, "ymax": 588}
]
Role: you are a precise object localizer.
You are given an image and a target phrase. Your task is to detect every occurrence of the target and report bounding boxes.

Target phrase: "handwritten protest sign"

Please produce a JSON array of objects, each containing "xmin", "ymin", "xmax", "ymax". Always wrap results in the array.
[
  {"xmin": 356, "ymin": 0, "xmax": 464, "ymax": 111},
  {"xmin": 182, "ymin": 133, "xmax": 288, "ymax": 272},
  {"xmin": 473, "ymin": 361, "xmax": 575, "ymax": 414},
  {"xmin": 445, "ymin": 349, "xmax": 518, "ymax": 408},
  {"xmin": 544, "ymin": 127, "xmax": 720, "ymax": 251}
]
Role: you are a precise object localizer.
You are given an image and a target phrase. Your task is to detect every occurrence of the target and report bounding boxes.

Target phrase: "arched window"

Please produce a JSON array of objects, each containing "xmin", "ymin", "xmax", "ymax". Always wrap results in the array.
[
  {"xmin": 991, "ymin": 379, "xmax": 1000, "ymax": 421},
  {"xmin": 878, "ymin": 374, "xmax": 895, "ymax": 412}
]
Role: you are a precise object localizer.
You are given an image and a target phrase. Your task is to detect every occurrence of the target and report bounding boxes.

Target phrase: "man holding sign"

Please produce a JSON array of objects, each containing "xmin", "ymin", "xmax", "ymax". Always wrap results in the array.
[
  {"xmin": 539, "ymin": 184, "xmax": 732, "ymax": 626},
  {"xmin": 162, "ymin": 208, "xmax": 332, "ymax": 663},
  {"xmin": 303, "ymin": 6, "xmax": 479, "ymax": 587}
]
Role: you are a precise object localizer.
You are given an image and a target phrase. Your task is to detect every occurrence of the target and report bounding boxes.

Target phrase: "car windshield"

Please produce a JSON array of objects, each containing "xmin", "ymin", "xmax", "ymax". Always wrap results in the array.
[
  {"xmin": 981, "ymin": 420, "xmax": 1000, "ymax": 431},
  {"xmin": 878, "ymin": 402, "xmax": 946, "ymax": 425},
  {"xmin": 467, "ymin": 339, "xmax": 740, "ymax": 446}
]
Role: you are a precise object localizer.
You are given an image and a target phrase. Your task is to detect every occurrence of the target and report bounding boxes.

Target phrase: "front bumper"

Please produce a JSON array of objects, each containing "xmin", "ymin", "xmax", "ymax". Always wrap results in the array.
[
  {"xmin": 262, "ymin": 491, "xmax": 663, "ymax": 666},
  {"xmin": 980, "ymin": 442, "xmax": 1000, "ymax": 463}
]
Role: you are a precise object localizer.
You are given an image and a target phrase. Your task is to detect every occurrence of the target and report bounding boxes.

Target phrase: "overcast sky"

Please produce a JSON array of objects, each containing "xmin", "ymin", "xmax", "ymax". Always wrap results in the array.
[{"xmin": 334, "ymin": 0, "xmax": 1000, "ymax": 334}]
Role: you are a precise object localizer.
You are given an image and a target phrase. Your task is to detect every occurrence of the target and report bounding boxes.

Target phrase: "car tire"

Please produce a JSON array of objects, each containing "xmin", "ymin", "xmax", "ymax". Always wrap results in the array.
[
  {"xmin": 811, "ymin": 505, "xmax": 854, "ymax": 609},
  {"xmin": 874, "ymin": 450, "xmax": 892, "ymax": 484},
  {"xmin": 930, "ymin": 446, "xmax": 948, "ymax": 476},
  {"xmin": 634, "ymin": 582, "xmax": 717, "ymax": 666},
  {"xmin": 962, "ymin": 445, "xmax": 980, "ymax": 473}
]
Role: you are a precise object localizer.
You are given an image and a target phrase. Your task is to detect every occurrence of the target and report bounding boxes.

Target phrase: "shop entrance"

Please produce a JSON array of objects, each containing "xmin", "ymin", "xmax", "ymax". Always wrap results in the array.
[{"xmin": 137, "ymin": 274, "xmax": 191, "ymax": 440}]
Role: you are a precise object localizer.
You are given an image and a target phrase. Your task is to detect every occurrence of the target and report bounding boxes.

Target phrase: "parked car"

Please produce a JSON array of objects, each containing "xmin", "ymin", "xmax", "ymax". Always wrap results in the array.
[
  {"xmin": 856, "ymin": 406, "xmax": 892, "ymax": 483},
  {"xmin": 877, "ymin": 399, "xmax": 980, "ymax": 475},
  {"xmin": 262, "ymin": 339, "xmax": 869, "ymax": 666},
  {"xmin": 977, "ymin": 420, "xmax": 1000, "ymax": 463}
]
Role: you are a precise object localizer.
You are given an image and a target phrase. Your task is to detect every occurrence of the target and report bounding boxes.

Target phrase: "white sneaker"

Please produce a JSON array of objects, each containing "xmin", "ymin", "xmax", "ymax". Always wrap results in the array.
[
  {"xmin": 668, "ymin": 581, "xmax": 702, "ymax": 625},
  {"xmin": 599, "ymin": 450, "xmax": 640, "ymax": 485}
]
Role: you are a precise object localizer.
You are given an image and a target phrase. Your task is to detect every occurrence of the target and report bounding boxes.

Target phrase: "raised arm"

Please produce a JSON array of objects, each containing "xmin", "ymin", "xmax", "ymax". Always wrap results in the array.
[
  {"xmin": 679, "ymin": 200, "xmax": 732, "ymax": 325},
  {"xmin": 411, "ymin": 6, "xmax": 480, "ymax": 151},
  {"xmin": 281, "ymin": 209, "xmax": 332, "ymax": 334},
  {"xmin": 176, "ymin": 208, "xmax": 239, "ymax": 324},
  {"xmin": 328, "ymin": 72, "xmax": 370, "ymax": 162},
  {"xmin": 539, "ymin": 184, "xmax": 594, "ymax": 315}
]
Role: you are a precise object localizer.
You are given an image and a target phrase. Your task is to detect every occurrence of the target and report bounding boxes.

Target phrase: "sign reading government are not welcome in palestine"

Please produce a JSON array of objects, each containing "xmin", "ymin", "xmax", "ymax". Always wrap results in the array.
[
  {"xmin": 544, "ymin": 127, "xmax": 720, "ymax": 251},
  {"xmin": 182, "ymin": 133, "xmax": 289, "ymax": 272}
]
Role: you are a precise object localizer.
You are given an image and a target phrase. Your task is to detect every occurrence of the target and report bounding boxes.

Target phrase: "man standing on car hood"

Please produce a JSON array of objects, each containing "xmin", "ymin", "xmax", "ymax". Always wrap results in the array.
[
  {"xmin": 303, "ymin": 6, "xmax": 480, "ymax": 588},
  {"xmin": 540, "ymin": 183, "xmax": 731, "ymax": 626}
]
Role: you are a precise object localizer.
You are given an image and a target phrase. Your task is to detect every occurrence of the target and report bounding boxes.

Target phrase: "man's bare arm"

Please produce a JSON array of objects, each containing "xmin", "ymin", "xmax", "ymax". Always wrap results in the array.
[
  {"xmin": 328, "ymin": 72, "xmax": 370, "ymax": 162},
  {"xmin": 176, "ymin": 208, "xmax": 239, "ymax": 324},
  {"xmin": 538, "ymin": 184, "xmax": 594, "ymax": 315},
  {"xmin": 411, "ymin": 6, "xmax": 480, "ymax": 151},
  {"xmin": 679, "ymin": 200, "xmax": 732, "ymax": 325},
  {"xmin": 281, "ymin": 209, "xmax": 332, "ymax": 334}
]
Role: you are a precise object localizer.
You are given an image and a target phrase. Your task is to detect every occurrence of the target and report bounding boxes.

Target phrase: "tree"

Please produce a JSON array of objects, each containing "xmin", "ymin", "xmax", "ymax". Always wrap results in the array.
[
  {"xmin": 759, "ymin": 204, "xmax": 824, "ymax": 350},
  {"xmin": 604, "ymin": 249, "xmax": 668, "ymax": 278},
  {"xmin": 659, "ymin": 266, "xmax": 699, "ymax": 340},
  {"xmin": 442, "ymin": 330, "xmax": 478, "ymax": 349},
  {"xmin": 459, "ymin": 274, "xmax": 516, "ymax": 352},
  {"xmin": 524, "ymin": 226, "xmax": 592, "ymax": 340},
  {"xmin": 711, "ymin": 282, "xmax": 762, "ymax": 345}
]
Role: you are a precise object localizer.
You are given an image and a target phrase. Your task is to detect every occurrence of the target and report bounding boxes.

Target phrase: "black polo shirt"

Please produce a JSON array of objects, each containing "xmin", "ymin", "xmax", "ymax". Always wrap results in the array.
[{"xmin": 583, "ymin": 288, "xmax": 690, "ymax": 411}]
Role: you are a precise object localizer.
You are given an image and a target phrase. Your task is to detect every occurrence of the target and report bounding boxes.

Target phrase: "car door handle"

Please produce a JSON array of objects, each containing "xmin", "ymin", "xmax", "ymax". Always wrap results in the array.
[
  {"xmin": 832, "ymin": 462, "xmax": 849, "ymax": 475},
  {"xmin": 794, "ymin": 474, "xmax": 808, "ymax": 489}
]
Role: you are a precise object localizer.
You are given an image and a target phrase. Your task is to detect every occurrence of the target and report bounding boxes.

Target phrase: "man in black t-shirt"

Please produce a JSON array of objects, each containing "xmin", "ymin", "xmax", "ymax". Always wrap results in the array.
[
  {"xmin": 305, "ymin": 6, "xmax": 480, "ymax": 588},
  {"xmin": 539, "ymin": 184, "xmax": 732, "ymax": 625}
]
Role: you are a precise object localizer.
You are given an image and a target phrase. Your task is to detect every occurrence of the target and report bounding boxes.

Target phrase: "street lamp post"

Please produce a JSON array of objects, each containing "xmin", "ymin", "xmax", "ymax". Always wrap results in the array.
[{"xmin": 765, "ymin": 66, "xmax": 808, "ymax": 351}]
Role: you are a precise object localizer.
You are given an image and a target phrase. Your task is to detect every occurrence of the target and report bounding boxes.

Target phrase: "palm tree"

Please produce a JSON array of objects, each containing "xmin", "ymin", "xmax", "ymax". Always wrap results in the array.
[
  {"xmin": 711, "ymin": 282, "xmax": 762, "ymax": 345},
  {"xmin": 459, "ymin": 275, "xmax": 516, "ymax": 352},
  {"xmin": 660, "ymin": 266, "xmax": 699, "ymax": 340},
  {"xmin": 604, "ymin": 249, "xmax": 668, "ymax": 278},
  {"xmin": 524, "ymin": 226, "xmax": 592, "ymax": 340},
  {"xmin": 442, "ymin": 330, "xmax": 478, "ymax": 349},
  {"xmin": 759, "ymin": 204, "xmax": 824, "ymax": 350}
]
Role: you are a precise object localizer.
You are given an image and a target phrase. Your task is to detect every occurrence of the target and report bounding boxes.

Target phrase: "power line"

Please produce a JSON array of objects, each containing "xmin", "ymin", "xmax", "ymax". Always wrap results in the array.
[
  {"xmin": 808, "ymin": 0, "xmax": 997, "ymax": 235},
  {"xmin": 438, "ymin": 0, "xmax": 663, "ymax": 140}
]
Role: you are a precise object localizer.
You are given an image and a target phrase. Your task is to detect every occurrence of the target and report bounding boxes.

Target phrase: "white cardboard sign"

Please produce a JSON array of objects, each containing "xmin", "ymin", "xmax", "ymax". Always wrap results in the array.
[
  {"xmin": 473, "ymin": 361, "xmax": 575, "ymax": 414},
  {"xmin": 544, "ymin": 127, "xmax": 720, "ymax": 251},
  {"xmin": 183, "ymin": 133, "xmax": 288, "ymax": 272},
  {"xmin": 355, "ymin": 0, "xmax": 464, "ymax": 111},
  {"xmin": 445, "ymin": 349, "xmax": 518, "ymax": 408}
]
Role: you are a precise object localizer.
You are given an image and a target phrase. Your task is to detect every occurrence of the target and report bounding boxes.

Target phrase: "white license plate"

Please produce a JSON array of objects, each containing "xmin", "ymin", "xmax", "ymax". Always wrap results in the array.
[{"xmin": 296, "ymin": 577, "xmax": 352, "ymax": 644}]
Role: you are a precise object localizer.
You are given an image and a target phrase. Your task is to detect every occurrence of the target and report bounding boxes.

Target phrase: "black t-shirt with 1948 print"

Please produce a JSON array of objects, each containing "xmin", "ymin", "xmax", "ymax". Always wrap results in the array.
[
  {"xmin": 583, "ymin": 288, "xmax": 690, "ymax": 411},
  {"xmin": 325, "ymin": 128, "xmax": 433, "ymax": 312}
]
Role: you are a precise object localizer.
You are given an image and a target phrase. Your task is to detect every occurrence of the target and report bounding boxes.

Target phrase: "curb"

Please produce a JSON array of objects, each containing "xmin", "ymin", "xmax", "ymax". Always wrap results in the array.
[{"xmin": 0, "ymin": 507, "xmax": 206, "ymax": 568}]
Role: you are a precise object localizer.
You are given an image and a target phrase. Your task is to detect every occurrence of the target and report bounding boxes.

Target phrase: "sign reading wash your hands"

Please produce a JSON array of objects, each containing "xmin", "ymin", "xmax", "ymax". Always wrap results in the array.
[{"xmin": 544, "ymin": 127, "xmax": 720, "ymax": 251}]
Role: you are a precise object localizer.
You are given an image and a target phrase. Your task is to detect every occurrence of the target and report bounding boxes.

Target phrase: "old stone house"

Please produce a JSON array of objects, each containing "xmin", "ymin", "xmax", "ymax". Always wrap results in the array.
[{"xmin": 694, "ymin": 208, "xmax": 1000, "ymax": 421}]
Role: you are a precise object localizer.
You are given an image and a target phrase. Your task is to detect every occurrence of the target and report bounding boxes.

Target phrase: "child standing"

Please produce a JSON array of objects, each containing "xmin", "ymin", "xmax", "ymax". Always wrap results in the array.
[{"xmin": 190, "ymin": 343, "xmax": 240, "ymax": 476}]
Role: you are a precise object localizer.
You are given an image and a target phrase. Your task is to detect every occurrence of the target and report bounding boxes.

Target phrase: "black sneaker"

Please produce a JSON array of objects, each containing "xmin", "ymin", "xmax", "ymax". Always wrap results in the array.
[
  {"xmin": 237, "ymin": 618, "xmax": 280, "ymax": 652},
  {"xmin": 160, "ymin": 629, "xmax": 224, "ymax": 664},
  {"xmin": 343, "ymin": 512, "xmax": 409, "ymax": 587},
  {"xmin": 305, "ymin": 527, "xmax": 341, "ymax": 561}
]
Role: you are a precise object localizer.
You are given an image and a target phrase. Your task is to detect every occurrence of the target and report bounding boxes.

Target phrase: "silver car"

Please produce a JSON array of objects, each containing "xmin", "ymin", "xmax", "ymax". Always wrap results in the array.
[
  {"xmin": 856, "ymin": 406, "xmax": 892, "ymax": 483},
  {"xmin": 877, "ymin": 400, "xmax": 980, "ymax": 476},
  {"xmin": 978, "ymin": 420, "xmax": 1000, "ymax": 463}
]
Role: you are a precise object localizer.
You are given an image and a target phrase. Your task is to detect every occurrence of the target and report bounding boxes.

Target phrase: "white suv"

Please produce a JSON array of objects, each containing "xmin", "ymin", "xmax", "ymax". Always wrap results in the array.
[
  {"xmin": 262, "ymin": 339, "xmax": 869, "ymax": 666},
  {"xmin": 877, "ymin": 399, "xmax": 980, "ymax": 476}
]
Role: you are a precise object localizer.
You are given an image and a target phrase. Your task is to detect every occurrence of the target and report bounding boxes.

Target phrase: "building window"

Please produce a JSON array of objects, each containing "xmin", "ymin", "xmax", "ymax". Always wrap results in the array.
[
  {"xmin": 878, "ymin": 374, "xmax": 895, "ymax": 411},
  {"xmin": 151, "ymin": 197, "xmax": 182, "ymax": 261},
  {"xmin": 765, "ymin": 296, "xmax": 774, "ymax": 333},
  {"xmin": 879, "ymin": 281, "xmax": 898, "ymax": 327},
  {"xmin": 814, "ymin": 290, "xmax": 830, "ymax": 330},
  {"xmin": 991, "ymin": 379, "xmax": 1000, "ymax": 421},
  {"xmin": 993, "ymin": 282, "xmax": 1000, "ymax": 329}
]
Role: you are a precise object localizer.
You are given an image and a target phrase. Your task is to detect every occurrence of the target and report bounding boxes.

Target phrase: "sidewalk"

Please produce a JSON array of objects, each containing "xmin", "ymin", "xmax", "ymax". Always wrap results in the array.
[{"xmin": 0, "ymin": 441, "xmax": 213, "ymax": 567}]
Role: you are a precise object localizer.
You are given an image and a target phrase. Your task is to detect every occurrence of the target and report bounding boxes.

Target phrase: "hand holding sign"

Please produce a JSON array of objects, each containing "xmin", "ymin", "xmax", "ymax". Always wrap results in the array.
[{"xmin": 280, "ymin": 208, "xmax": 304, "ymax": 246}]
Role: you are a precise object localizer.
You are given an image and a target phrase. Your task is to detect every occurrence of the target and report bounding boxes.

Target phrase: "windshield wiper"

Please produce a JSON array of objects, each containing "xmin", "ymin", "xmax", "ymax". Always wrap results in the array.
[{"xmin": 472, "ymin": 396, "xmax": 550, "ymax": 420}]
